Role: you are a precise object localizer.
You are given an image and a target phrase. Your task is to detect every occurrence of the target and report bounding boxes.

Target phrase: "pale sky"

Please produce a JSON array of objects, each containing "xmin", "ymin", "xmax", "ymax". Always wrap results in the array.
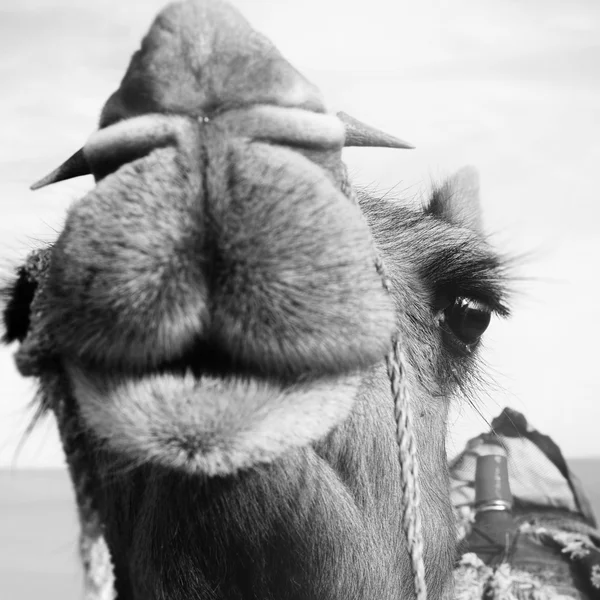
[{"xmin": 1, "ymin": 0, "xmax": 599, "ymax": 467}]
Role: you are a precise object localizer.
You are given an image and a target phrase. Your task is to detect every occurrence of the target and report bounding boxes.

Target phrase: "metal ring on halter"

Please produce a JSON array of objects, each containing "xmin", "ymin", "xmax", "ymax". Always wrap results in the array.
[{"xmin": 476, "ymin": 500, "xmax": 512, "ymax": 513}]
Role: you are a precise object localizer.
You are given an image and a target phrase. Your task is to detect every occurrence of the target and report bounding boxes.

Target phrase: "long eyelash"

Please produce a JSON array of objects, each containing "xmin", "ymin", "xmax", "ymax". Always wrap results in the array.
[{"xmin": 421, "ymin": 243, "xmax": 510, "ymax": 317}]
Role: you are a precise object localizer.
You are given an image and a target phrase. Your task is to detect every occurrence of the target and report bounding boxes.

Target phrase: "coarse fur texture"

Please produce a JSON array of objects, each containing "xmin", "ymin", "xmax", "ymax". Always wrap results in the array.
[{"xmin": 2, "ymin": 1, "xmax": 511, "ymax": 599}]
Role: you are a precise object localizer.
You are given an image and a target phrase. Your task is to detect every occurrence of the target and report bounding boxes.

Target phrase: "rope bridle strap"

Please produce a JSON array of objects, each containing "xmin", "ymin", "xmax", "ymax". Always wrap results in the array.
[
  {"xmin": 387, "ymin": 339, "xmax": 428, "ymax": 600},
  {"xmin": 375, "ymin": 258, "xmax": 428, "ymax": 600},
  {"xmin": 351, "ymin": 182, "xmax": 428, "ymax": 600}
]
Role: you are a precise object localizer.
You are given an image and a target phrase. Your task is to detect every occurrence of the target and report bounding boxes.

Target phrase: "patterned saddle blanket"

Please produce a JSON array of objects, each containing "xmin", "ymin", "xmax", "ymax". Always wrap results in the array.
[{"xmin": 450, "ymin": 408, "xmax": 600, "ymax": 599}]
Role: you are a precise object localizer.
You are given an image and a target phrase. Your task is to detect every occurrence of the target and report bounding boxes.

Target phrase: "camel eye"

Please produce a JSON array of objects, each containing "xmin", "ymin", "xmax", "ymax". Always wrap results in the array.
[{"xmin": 439, "ymin": 296, "xmax": 492, "ymax": 347}]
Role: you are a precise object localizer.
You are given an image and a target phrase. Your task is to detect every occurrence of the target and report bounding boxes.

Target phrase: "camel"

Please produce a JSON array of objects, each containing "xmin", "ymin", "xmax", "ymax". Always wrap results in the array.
[{"xmin": 2, "ymin": 1, "xmax": 511, "ymax": 598}]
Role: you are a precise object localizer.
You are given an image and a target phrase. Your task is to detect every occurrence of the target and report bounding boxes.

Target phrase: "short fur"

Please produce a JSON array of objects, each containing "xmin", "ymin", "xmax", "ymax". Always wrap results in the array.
[{"xmin": 2, "ymin": 1, "xmax": 510, "ymax": 599}]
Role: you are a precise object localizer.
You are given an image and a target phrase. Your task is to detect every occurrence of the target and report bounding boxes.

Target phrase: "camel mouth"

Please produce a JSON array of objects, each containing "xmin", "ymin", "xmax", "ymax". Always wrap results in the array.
[
  {"xmin": 66, "ymin": 354, "xmax": 361, "ymax": 477},
  {"xmin": 135, "ymin": 336, "xmax": 345, "ymax": 386},
  {"xmin": 77, "ymin": 337, "xmax": 303, "ymax": 386}
]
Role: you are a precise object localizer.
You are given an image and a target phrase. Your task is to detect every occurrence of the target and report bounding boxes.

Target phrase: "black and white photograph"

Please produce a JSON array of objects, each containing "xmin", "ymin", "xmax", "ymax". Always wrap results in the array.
[{"xmin": 1, "ymin": 0, "xmax": 599, "ymax": 598}]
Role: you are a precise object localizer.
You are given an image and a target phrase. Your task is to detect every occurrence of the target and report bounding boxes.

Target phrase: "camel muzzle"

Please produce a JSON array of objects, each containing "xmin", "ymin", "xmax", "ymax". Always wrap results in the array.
[
  {"xmin": 21, "ymin": 0, "xmax": 411, "ymax": 477},
  {"xmin": 22, "ymin": 107, "xmax": 399, "ymax": 474}
]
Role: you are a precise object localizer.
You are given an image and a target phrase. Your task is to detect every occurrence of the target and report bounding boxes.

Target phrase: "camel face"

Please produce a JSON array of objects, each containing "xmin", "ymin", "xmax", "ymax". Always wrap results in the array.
[{"xmin": 3, "ymin": 1, "xmax": 509, "ymax": 598}]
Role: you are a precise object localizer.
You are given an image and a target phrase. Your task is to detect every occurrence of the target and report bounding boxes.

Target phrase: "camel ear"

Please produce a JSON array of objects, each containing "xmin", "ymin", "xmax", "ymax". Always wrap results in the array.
[
  {"xmin": 2, "ymin": 266, "xmax": 38, "ymax": 344},
  {"xmin": 337, "ymin": 112, "xmax": 414, "ymax": 149},
  {"xmin": 427, "ymin": 166, "xmax": 484, "ymax": 233}
]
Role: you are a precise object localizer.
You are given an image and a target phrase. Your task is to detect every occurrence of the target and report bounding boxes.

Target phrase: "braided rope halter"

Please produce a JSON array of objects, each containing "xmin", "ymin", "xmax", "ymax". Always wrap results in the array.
[
  {"xmin": 347, "ymin": 179, "xmax": 428, "ymax": 600},
  {"xmin": 41, "ymin": 170, "xmax": 428, "ymax": 600},
  {"xmin": 384, "ymin": 299, "xmax": 428, "ymax": 600}
]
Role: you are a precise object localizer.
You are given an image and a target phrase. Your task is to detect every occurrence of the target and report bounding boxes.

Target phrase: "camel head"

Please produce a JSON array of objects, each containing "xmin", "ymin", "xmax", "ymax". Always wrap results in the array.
[{"xmin": 2, "ymin": 3, "xmax": 510, "ymax": 599}]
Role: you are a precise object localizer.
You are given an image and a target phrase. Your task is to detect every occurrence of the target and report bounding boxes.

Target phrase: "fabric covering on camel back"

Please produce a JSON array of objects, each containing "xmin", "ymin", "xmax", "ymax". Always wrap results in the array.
[{"xmin": 452, "ymin": 407, "xmax": 600, "ymax": 599}]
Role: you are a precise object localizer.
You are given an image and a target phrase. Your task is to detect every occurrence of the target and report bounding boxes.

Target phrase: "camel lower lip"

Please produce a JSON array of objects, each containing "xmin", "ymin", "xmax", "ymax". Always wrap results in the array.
[{"xmin": 66, "ymin": 362, "xmax": 360, "ymax": 476}]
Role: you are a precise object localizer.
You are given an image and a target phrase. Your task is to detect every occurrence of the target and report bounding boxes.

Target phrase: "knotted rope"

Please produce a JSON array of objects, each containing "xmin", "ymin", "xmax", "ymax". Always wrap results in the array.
[{"xmin": 386, "ymin": 335, "xmax": 428, "ymax": 600}]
